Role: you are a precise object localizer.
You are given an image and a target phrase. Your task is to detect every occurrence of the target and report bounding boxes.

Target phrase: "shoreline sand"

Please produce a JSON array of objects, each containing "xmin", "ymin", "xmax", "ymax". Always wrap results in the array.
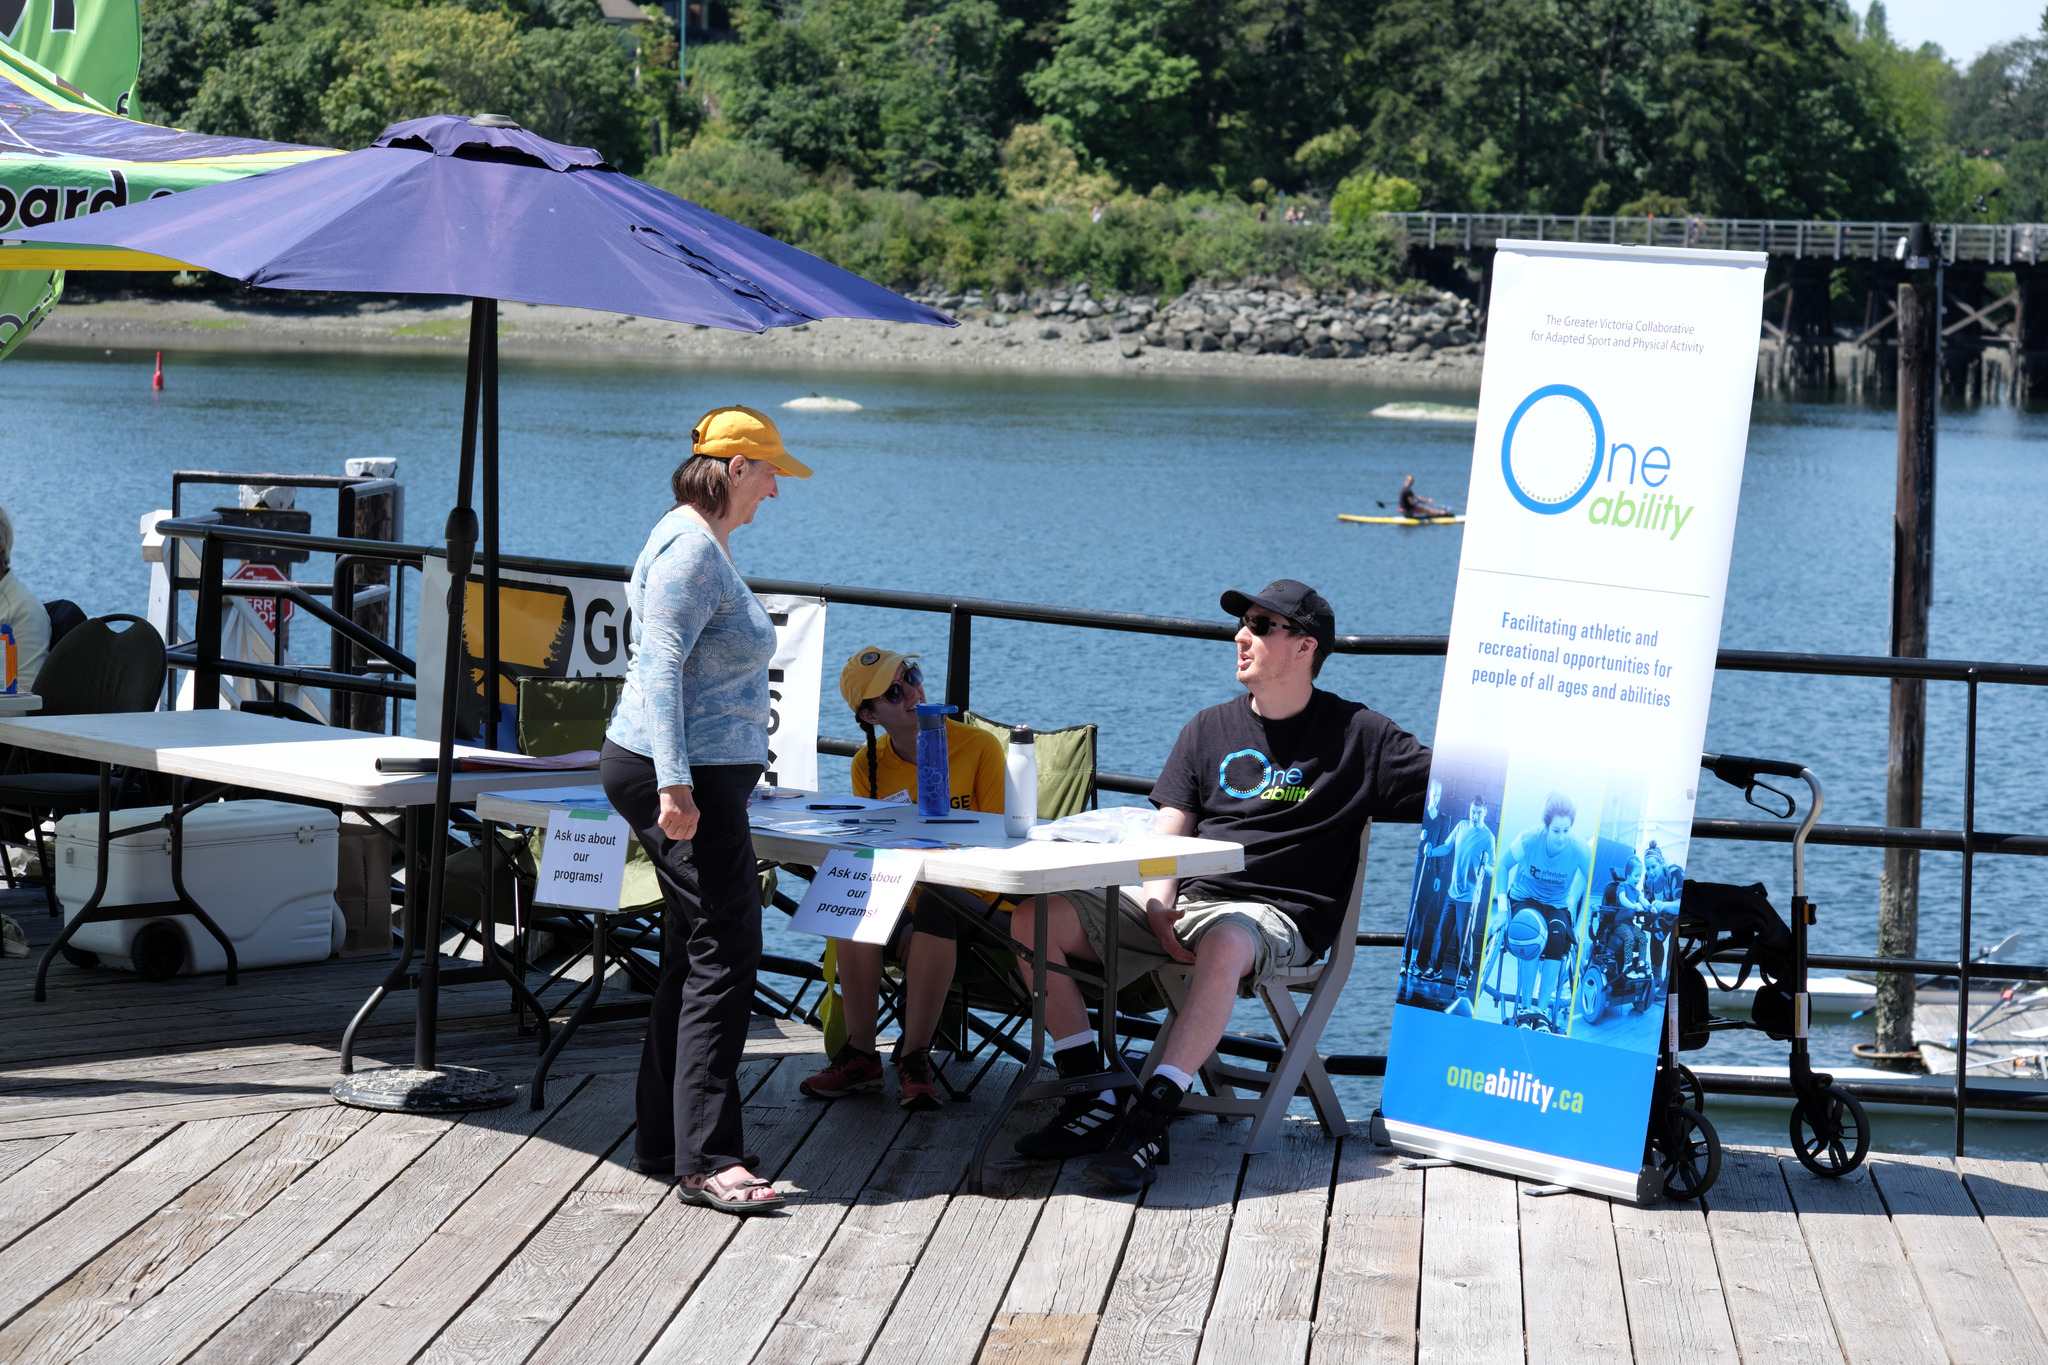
[{"xmin": 23, "ymin": 295, "xmax": 1487, "ymax": 389}]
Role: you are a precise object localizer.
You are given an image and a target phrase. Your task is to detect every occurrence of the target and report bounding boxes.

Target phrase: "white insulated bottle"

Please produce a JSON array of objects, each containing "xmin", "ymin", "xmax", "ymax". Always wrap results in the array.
[{"xmin": 1004, "ymin": 726, "xmax": 1037, "ymax": 837}]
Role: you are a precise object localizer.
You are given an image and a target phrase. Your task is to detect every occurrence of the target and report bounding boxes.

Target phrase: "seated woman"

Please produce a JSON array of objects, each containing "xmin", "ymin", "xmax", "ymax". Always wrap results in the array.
[
  {"xmin": 799, "ymin": 647, "xmax": 1005, "ymax": 1111},
  {"xmin": 0, "ymin": 506, "xmax": 51, "ymax": 693}
]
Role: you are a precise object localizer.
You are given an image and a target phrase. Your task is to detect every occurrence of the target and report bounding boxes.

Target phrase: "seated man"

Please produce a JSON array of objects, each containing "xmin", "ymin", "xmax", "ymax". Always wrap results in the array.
[
  {"xmin": 1398, "ymin": 475, "xmax": 1451, "ymax": 519},
  {"xmin": 800, "ymin": 647, "xmax": 1005, "ymax": 1111},
  {"xmin": 1011, "ymin": 580, "xmax": 1431, "ymax": 1192},
  {"xmin": 0, "ymin": 505, "xmax": 50, "ymax": 693}
]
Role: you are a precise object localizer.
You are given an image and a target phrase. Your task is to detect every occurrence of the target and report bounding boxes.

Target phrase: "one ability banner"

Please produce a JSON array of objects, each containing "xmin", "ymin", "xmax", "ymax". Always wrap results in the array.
[{"xmin": 1377, "ymin": 240, "xmax": 1764, "ymax": 1201}]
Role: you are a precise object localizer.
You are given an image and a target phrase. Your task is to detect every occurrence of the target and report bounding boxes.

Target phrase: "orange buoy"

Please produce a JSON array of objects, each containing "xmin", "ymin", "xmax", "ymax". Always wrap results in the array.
[{"xmin": 152, "ymin": 351, "xmax": 163, "ymax": 390}]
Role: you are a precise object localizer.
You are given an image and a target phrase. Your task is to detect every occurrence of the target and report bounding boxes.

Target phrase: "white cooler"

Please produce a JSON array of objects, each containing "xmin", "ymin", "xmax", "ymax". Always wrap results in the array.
[{"xmin": 55, "ymin": 799, "xmax": 345, "ymax": 977}]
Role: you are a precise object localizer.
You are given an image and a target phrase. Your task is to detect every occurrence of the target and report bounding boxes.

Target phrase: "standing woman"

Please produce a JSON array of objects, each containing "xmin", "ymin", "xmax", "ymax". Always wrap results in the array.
[{"xmin": 604, "ymin": 405, "xmax": 808, "ymax": 1215}]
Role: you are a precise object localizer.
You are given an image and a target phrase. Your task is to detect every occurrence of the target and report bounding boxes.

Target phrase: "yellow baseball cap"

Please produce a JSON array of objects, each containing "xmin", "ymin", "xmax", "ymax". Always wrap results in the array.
[
  {"xmin": 690, "ymin": 404, "xmax": 813, "ymax": 478},
  {"xmin": 839, "ymin": 647, "xmax": 918, "ymax": 713}
]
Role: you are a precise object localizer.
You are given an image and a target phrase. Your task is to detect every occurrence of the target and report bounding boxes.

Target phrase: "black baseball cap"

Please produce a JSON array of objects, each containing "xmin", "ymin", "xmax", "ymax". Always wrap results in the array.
[{"xmin": 1220, "ymin": 579, "xmax": 1335, "ymax": 649}]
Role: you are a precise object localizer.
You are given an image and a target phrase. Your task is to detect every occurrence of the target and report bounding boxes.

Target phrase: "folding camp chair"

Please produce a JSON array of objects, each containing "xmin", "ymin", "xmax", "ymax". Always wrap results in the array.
[
  {"xmin": 780, "ymin": 715, "xmax": 1102, "ymax": 1091},
  {"xmin": 0, "ymin": 615, "xmax": 167, "ymax": 917},
  {"xmin": 1139, "ymin": 821, "xmax": 1372, "ymax": 1153}
]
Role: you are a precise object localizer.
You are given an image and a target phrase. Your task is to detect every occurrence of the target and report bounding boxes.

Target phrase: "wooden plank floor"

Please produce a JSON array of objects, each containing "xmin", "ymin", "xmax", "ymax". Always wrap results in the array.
[{"xmin": 3, "ymin": 893, "xmax": 2047, "ymax": 1364}]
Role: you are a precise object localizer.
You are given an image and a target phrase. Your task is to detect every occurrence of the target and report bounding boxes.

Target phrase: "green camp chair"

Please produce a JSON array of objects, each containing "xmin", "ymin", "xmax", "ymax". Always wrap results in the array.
[{"xmin": 866, "ymin": 713, "xmax": 1118, "ymax": 1092}]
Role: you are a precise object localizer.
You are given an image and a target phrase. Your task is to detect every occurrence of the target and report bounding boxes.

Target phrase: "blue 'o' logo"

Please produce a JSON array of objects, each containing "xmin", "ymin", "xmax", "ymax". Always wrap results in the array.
[
  {"xmin": 1501, "ymin": 384, "xmax": 1605, "ymax": 515},
  {"xmin": 1218, "ymin": 748, "xmax": 1274, "ymax": 799}
]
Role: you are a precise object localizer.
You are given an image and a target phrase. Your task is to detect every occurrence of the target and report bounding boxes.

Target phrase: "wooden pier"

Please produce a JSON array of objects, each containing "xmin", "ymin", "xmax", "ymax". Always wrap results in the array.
[
  {"xmin": 1382, "ymin": 212, "xmax": 2048, "ymax": 401},
  {"xmin": 4, "ymin": 895, "xmax": 2048, "ymax": 1365}
]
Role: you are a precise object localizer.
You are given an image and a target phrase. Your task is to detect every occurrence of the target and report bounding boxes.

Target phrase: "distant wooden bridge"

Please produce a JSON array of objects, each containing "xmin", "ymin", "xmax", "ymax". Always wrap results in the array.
[
  {"xmin": 1384, "ymin": 213, "xmax": 2046, "ymax": 400},
  {"xmin": 1381, "ymin": 212, "xmax": 2046, "ymax": 264}
]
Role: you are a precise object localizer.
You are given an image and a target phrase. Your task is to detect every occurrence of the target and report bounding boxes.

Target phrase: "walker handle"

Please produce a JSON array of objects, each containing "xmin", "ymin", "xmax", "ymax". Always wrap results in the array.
[{"xmin": 1700, "ymin": 752, "xmax": 1806, "ymax": 787}]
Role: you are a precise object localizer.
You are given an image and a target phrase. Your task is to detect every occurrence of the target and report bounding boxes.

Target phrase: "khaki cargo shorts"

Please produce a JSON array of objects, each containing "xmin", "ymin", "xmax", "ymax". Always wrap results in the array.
[{"xmin": 1059, "ymin": 887, "xmax": 1311, "ymax": 997}]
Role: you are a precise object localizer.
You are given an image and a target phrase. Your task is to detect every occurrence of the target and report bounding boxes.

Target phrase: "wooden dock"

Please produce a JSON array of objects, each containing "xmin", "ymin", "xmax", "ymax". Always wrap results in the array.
[{"xmin": 4, "ymin": 894, "xmax": 2048, "ymax": 1364}]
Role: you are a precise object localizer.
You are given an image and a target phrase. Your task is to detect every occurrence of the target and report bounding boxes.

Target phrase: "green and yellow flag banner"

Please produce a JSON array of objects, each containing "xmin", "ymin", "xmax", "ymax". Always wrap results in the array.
[
  {"xmin": 0, "ymin": 0, "xmax": 140, "ymax": 112},
  {"xmin": 0, "ymin": 30, "xmax": 337, "ymax": 357}
]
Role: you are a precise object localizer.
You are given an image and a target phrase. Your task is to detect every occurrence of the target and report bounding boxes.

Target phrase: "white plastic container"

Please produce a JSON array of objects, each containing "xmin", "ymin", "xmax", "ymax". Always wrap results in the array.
[
  {"xmin": 56, "ymin": 799, "xmax": 344, "ymax": 977},
  {"xmin": 1004, "ymin": 726, "xmax": 1037, "ymax": 838}
]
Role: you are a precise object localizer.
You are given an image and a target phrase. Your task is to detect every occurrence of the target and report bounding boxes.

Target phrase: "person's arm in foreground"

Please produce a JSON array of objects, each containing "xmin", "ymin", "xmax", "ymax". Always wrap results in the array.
[
  {"xmin": 638, "ymin": 537, "xmax": 721, "ymax": 839},
  {"xmin": 1141, "ymin": 806, "xmax": 1197, "ymax": 962}
]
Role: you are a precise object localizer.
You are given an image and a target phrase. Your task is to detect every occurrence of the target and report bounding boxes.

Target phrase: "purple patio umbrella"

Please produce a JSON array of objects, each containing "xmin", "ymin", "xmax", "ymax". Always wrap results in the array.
[{"xmin": 21, "ymin": 113, "xmax": 955, "ymax": 1112}]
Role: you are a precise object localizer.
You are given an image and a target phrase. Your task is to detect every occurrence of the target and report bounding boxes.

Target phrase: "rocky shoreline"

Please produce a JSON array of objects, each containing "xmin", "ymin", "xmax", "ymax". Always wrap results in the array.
[
  {"xmin": 909, "ymin": 278, "xmax": 1485, "ymax": 364},
  {"xmin": 23, "ymin": 285, "xmax": 1486, "ymax": 389}
]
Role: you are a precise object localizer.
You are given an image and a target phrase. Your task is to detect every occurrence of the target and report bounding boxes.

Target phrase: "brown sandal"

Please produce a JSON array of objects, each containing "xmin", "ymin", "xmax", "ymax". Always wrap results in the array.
[{"xmin": 678, "ymin": 1167, "xmax": 786, "ymax": 1216}]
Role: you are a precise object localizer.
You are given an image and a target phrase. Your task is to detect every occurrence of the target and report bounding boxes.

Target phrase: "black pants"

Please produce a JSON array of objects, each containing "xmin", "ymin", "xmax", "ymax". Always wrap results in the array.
[{"xmin": 601, "ymin": 741, "xmax": 762, "ymax": 1174}]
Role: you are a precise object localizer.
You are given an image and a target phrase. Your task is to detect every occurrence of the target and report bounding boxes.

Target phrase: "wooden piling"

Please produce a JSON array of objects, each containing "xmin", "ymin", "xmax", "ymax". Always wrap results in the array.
[
  {"xmin": 345, "ymin": 488, "xmax": 394, "ymax": 733},
  {"xmin": 1874, "ymin": 278, "xmax": 1936, "ymax": 1067}
]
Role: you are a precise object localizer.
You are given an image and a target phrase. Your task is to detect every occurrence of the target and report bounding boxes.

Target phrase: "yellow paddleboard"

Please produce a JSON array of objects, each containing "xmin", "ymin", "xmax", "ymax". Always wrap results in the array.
[{"xmin": 1339, "ymin": 513, "xmax": 1465, "ymax": 526}]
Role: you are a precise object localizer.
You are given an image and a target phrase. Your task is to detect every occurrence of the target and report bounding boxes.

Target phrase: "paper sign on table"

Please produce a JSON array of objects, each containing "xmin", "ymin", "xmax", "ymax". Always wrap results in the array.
[
  {"xmin": 535, "ymin": 808, "xmax": 632, "ymax": 910},
  {"xmin": 787, "ymin": 848, "xmax": 922, "ymax": 944}
]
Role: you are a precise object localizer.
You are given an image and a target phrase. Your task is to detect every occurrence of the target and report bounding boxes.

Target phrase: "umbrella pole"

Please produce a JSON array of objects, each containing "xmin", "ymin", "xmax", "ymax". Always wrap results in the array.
[
  {"xmin": 333, "ymin": 297, "xmax": 513, "ymax": 1114},
  {"xmin": 482, "ymin": 300, "xmax": 501, "ymax": 750}
]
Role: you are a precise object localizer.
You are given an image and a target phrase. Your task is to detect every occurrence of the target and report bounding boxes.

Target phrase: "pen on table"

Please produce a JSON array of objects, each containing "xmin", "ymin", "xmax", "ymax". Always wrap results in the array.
[
  {"xmin": 921, "ymin": 818, "xmax": 977, "ymax": 824},
  {"xmin": 808, "ymin": 803, "xmax": 862, "ymax": 810}
]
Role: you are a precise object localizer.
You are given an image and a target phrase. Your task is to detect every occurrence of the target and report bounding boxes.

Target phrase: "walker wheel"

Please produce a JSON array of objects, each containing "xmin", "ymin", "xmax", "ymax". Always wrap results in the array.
[
  {"xmin": 1791, "ymin": 1085, "xmax": 1870, "ymax": 1178},
  {"xmin": 1658, "ymin": 1107, "xmax": 1721, "ymax": 1201},
  {"xmin": 1672, "ymin": 1063, "xmax": 1706, "ymax": 1114}
]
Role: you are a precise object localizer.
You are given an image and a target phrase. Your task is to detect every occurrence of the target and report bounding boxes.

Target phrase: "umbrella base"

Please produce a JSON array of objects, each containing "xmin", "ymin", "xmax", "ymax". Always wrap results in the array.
[{"xmin": 331, "ymin": 1065, "xmax": 517, "ymax": 1113}]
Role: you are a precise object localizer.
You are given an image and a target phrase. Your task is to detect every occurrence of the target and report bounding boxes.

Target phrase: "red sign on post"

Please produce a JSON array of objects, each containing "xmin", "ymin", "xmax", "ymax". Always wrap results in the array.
[{"xmin": 230, "ymin": 563, "xmax": 294, "ymax": 634}]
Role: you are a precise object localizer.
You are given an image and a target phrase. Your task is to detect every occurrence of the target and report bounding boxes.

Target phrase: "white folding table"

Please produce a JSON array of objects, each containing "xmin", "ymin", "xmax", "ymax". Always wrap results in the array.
[
  {"xmin": 477, "ymin": 786, "xmax": 1243, "ymax": 1190},
  {"xmin": 0, "ymin": 710, "xmax": 589, "ymax": 1083}
]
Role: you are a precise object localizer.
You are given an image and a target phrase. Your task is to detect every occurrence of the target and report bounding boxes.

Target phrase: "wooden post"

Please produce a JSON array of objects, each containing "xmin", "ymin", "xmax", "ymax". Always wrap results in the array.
[
  {"xmin": 1874, "ymin": 278, "xmax": 1936, "ymax": 1067},
  {"xmin": 347, "ymin": 489, "xmax": 394, "ymax": 733}
]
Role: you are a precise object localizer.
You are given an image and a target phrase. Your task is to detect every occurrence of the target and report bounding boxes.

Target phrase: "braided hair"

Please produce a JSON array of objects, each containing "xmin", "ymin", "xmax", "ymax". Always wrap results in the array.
[{"xmin": 858, "ymin": 716, "xmax": 879, "ymax": 798}]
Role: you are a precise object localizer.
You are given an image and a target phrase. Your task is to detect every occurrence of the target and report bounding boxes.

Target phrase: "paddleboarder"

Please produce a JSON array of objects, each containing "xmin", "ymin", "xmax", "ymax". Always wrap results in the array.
[{"xmin": 1399, "ymin": 475, "xmax": 1452, "ymax": 520}]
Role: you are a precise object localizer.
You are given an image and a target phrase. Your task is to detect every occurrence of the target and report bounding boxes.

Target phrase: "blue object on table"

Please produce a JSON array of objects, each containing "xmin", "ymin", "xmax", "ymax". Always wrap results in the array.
[{"xmin": 915, "ymin": 703, "xmax": 958, "ymax": 817}]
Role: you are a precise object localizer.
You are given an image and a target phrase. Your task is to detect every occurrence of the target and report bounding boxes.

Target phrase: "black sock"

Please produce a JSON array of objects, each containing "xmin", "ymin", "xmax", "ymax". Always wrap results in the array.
[
  {"xmin": 1054, "ymin": 1041, "xmax": 1107, "ymax": 1080},
  {"xmin": 1140, "ymin": 1074, "xmax": 1185, "ymax": 1114}
]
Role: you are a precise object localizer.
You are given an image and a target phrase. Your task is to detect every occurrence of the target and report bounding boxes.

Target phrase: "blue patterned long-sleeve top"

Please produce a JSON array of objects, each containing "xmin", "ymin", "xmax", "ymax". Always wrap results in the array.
[{"xmin": 606, "ymin": 510, "xmax": 776, "ymax": 788}]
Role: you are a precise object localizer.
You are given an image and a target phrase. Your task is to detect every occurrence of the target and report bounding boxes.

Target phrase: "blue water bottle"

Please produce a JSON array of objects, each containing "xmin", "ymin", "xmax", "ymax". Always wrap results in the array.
[{"xmin": 915, "ymin": 703, "xmax": 957, "ymax": 816}]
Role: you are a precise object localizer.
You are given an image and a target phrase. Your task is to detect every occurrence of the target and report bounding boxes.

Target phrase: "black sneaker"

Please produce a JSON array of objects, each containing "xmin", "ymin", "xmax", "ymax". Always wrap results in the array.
[
  {"xmin": 1084, "ymin": 1076, "xmax": 1180, "ymax": 1193},
  {"xmin": 1014, "ymin": 1041, "xmax": 1121, "ymax": 1159},
  {"xmin": 1015, "ymin": 1090, "xmax": 1123, "ymax": 1159}
]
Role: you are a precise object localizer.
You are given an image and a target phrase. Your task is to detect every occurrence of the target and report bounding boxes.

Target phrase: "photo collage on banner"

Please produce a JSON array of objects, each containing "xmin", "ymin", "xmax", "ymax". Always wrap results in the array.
[{"xmin": 1377, "ymin": 239, "xmax": 1764, "ymax": 1200}]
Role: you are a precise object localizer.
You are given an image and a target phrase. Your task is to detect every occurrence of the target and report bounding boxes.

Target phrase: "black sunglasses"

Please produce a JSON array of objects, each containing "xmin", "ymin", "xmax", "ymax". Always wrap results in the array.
[
  {"xmin": 871, "ymin": 664, "xmax": 924, "ymax": 706},
  {"xmin": 1240, "ymin": 613, "xmax": 1301, "ymax": 638}
]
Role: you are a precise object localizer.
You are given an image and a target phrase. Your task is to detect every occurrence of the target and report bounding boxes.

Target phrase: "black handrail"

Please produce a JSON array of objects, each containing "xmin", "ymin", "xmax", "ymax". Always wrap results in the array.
[{"xmin": 153, "ymin": 518, "xmax": 2048, "ymax": 1151}]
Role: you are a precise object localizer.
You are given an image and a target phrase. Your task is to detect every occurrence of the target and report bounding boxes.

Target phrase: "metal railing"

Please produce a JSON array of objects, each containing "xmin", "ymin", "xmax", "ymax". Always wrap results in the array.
[
  {"xmin": 1384, "ymin": 212, "xmax": 2048, "ymax": 265},
  {"xmin": 155, "ymin": 519, "xmax": 2048, "ymax": 1151}
]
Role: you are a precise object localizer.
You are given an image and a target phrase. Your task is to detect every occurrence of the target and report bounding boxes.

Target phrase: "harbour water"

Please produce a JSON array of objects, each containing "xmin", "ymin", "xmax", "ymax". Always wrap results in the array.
[{"xmin": 7, "ymin": 343, "xmax": 2047, "ymax": 1154}]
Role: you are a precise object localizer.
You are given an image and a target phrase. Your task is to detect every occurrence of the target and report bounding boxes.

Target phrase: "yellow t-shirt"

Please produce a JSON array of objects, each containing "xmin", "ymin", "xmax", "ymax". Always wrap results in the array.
[{"xmin": 850, "ymin": 718, "xmax": 1006, "ymax": 814}]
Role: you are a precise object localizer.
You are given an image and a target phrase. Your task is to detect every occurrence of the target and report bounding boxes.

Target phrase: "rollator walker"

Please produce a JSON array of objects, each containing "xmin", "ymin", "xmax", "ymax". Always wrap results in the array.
[{"xmin": 1649, "ymin": 752, "xmax": 1873, "ymax": 1200}]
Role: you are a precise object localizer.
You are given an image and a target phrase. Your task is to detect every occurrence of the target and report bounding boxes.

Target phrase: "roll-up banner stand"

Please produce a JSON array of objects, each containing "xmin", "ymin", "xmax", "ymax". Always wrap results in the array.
[
  {"xmin": 416, "ymin": 556, "xmax": 826, "ymax": 790},
  {"xmin": 1374, "ymin": 240, "xmax": 1765, "ymax": 1203}
]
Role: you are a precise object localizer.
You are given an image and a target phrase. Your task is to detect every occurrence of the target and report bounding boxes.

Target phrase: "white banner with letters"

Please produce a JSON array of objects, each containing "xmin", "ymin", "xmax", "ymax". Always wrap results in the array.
[
  {"xmin": 1378, "ymin": 240, "xmax": 1764, "ymax": 1200},
  {"xmin": 416, "ymin": 557, "xmax": 824, "ymax": 788}
]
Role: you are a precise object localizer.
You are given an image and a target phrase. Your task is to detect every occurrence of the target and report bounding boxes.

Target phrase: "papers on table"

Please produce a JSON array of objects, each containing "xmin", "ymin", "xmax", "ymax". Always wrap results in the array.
[{"xmin": 482, "ymin": 784, "xmax": 614, "ymax": 812}]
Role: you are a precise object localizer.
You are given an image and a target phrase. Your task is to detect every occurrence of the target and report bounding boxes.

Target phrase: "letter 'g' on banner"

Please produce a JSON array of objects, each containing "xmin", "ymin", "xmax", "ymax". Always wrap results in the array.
[
  {"xmin": 1377, "ymin": 239, "xmax": 1764, "ymax": 1203},
  {"xmin": 415, "ymin": 559, "xmax": 826, "ymax": 790}
]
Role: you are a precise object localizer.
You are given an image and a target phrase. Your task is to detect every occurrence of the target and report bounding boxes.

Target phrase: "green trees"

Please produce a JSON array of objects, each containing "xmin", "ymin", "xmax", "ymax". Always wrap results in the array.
[
  {"xmin": 125, "ymin": 0, "xmax": 2048, "ymax": 296},
  {"xmin": 138, "ymin": 0, "xmax": 663, "ymax": 171}
]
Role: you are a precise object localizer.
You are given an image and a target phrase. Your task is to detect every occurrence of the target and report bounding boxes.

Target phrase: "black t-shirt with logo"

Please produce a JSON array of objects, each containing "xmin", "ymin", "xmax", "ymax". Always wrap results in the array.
[{"xmin": 1150, "ymin": 689, "xmax": 1433, "ymax": 957}]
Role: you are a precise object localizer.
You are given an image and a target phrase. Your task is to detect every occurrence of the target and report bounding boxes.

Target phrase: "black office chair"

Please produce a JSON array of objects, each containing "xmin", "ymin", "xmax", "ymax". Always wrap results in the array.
[{"xmin": 0, "ymin": 614, "xmax": 167, "ymax": 916}]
